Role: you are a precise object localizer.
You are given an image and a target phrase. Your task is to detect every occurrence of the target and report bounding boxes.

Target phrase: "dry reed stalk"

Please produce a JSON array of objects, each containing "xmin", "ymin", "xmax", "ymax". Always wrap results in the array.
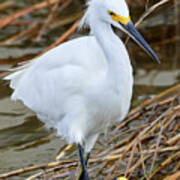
[
  {"xmin": 0, "ymin": 12, "xmax": 82, "ymax": 47},
  {"xmin": 125, "ymin": 141, "xmax": 138, "ymax": 177},
  {"xmin": 128, "ymin": 36, "xmax": 180, "ymax": 55},
  {"xmin": 148, "ymin": 118, "xmax": 164, "ymax": 180},
  {"xmin": 0, "ymin": 0, "xmax": 64, "ymax": 29},
  {"xmin": 148, "ymin": 151, "xmax": 180, "ymax": 179},
  {"xmin": 150, "ymin": 36, "xmax": 180, "ymax": 47},
  {"xmin": 17, "ymin": 133, "xmax": 54, "ymax": 151},
  {"xmin": 105, "ymin": 105, "xmax": 176, "ymax": 179},
  {"xmin": 124, "ymin": 142, "xmax": 180, "ymax": 178},
  {"xmin": 167, "ymin": 133, "xmax": 180, "ymax": 145},
  {"xmin": 26, "ymin": 171, "xmax": 45, "ymax": 180},
  {"xmin": 163, "ymin": 109, "xmax": 180, "ymax": 131},
  {"xmin": 0, "ymin": 0, "xmax": 14, "ymax": 12},
  {"xmin": 127, "ymin": 155, "xmax": 151, "ymax": 178},
  {"xmin": 164, "ymin": 171, "xmax": 180, "ymax": 180},
  {"xmin": 125, "ymin": 84, "xmax": 180, "ymax": 120},
  {"xmin": 173, "ymin": 121, "xmax": 180, "ymax": 132},
  {"xmin": 26, "ymin": 162, "xmax": 77, "ymax": 180},
  {"xmin": 140, "ymin": 146, "xmax": 180, "ymax": 154},
  {"xmin": 48, "ymin": 11, "xmax": 83, "ymax": 29},
  {"xmin": 174, "ymin": 161, "xmax": 180, "ymax": 172},
  {"xmin": 35, "ymin": 2, "xmax": 58, "ymax": 41},
  {"xmin": 125, "ymin": 0, "xmax": 171, "ymax": 44},
  {"xmin": 138, "ymin": 141, "xmax": 147, "ymax": 178},
  {"xmin": 36, "ymin": 0, "xmax": 72, "ymax": 41},
  {"xmin": 98, "ymin": 134, "xmax": 135, "ymax": 157},
  {"xmin": 135, "ymin": 0, "xmax": 171, "ymax": 27},
  {"xmin": 0, "ymin": 160, "xmax": 77, "ymax": 179},
  {"xmin": 0, "ymin": 71, "xmax": 11, "ymax": 78},
  {"xmin": 40, "ymin": 18, "xmax": 81, "ymax": 55},
  {"xmin": 0, "ymin": 22, "xmax": 40, "ymax": 46}
]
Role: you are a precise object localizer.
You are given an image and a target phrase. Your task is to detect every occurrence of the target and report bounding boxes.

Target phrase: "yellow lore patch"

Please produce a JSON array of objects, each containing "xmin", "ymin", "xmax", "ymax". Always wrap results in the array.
[{"xmin": 108, "ymin": 10, "xmax": 131, "ymax": 25}]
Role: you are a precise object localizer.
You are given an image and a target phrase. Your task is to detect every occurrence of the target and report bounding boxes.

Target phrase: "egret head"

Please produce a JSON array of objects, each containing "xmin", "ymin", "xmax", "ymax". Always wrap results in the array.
[
  {"xmin": 80, "ymin": 0, "xmax": 130, "ymax": 27},
  {"xmin": 80, "ymin": 0, "xmax": 160, "ymax": 63}
]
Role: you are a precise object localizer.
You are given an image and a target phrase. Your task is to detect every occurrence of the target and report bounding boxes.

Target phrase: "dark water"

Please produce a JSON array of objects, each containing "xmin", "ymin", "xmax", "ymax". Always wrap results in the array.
[{"xmin": 0, "ymin": 0, "xmax": 179, "ymax": 179}]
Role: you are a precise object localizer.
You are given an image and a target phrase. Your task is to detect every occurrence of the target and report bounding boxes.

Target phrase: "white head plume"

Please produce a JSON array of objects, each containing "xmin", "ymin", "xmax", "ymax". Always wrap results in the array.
[{"xmin": 79, "ymin": 0, "xmax": 130, "ymax": 30}]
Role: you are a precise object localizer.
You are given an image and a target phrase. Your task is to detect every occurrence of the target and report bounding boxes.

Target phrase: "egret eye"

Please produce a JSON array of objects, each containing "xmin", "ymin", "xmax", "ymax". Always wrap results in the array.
[{"xmin": 108, "ymin": 10, "xmax": 116, "ymax": 16}]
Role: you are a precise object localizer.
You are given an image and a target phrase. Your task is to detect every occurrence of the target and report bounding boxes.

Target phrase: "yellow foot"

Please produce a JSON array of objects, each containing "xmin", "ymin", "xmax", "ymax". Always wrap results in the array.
[
  {"xmin": 56, "ymin": 144, "xmax": 73, "ymax": 160},
  {"xmin": 117, "ymin": 177, "xmax": 128, "ymax": 180}
]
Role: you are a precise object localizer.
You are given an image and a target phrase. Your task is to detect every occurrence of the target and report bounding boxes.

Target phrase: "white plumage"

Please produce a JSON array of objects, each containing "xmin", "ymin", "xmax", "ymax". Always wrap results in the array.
[
  {"xmin": 4, "ymin": 0, "xmax": 159, "ymax": 157},
  {"xmin": 5, "ymin": 34, "xmax": 133, "ymax": 152}
]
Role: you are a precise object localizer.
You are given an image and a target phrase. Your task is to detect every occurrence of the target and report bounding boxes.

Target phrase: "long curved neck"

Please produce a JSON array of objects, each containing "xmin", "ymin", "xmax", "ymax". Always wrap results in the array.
[{"xmin": 91, "ymin": 20, "xmax": 132, "ymax": 84}]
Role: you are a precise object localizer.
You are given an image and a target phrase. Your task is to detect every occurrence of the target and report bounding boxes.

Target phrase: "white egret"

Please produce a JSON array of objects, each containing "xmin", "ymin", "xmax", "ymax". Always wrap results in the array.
[{"xmin": 4, "ymin": 0, "xmax": 160, "ymax": 179}]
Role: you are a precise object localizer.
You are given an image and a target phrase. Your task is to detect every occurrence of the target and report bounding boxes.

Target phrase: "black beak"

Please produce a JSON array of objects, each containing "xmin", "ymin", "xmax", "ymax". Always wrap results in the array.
[{"xmin": 121, "ymin": 21, "xmax": 160, "ymax": 64}]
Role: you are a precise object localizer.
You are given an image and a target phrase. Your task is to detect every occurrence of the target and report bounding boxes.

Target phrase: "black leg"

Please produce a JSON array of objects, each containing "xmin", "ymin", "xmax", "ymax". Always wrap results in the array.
[
  {"xmin": 78, "ymin": 144, "xmax": 90, "ymax": 180},
  {"xmin": 85, "ymin": 152, "xmax": 90, "ymax": 166}
]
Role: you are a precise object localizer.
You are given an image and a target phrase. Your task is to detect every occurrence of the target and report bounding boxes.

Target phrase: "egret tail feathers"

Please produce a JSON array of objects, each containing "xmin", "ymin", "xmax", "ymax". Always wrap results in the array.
[{"xmin": 3, "ymin": 60, "xmax": 34, "ymax": 90}]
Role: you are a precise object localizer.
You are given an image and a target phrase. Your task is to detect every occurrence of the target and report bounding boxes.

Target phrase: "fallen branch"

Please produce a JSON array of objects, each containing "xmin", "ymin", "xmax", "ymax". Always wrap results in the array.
[{"xmin": 0, "ymin": 160, "xmax": 77, "ymax": 179}]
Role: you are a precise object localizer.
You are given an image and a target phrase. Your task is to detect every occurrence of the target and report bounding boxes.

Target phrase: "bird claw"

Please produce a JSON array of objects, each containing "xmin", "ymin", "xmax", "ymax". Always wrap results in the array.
[{"xmin": 78, "ymin": 171, "xmax": 90, "ymax": 180}]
